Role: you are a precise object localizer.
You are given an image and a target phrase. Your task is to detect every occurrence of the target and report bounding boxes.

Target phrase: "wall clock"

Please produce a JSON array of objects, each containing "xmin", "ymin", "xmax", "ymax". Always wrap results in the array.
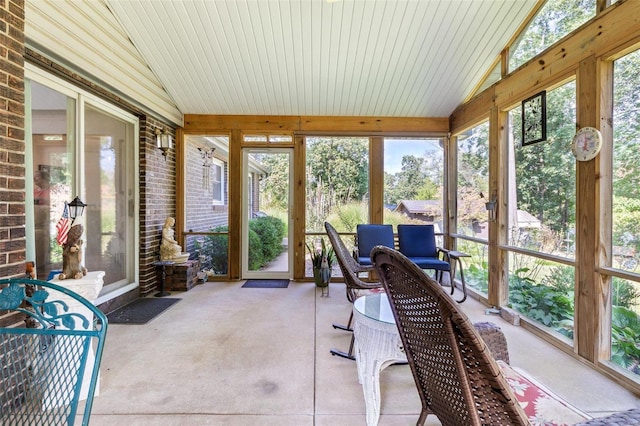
[{"xmin": 572, "ymin": 127, "xmax": 602, "ymax": 161}]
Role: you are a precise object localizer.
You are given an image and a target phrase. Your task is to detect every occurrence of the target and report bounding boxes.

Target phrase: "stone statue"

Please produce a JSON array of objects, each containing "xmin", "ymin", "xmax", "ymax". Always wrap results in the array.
[
  {"xmin": 59, "ymin": 224, "xmax": 88, "ymax": 280},
  {"xmin": 160, "ymin": 217, "xmax": 182, "ymax": 260}
]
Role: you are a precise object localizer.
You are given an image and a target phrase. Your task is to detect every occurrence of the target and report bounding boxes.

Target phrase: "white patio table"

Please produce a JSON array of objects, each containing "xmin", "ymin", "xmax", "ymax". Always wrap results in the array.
[{"xmin": 352, "ymin": 292, "xmax": 407, "ymax": 426}]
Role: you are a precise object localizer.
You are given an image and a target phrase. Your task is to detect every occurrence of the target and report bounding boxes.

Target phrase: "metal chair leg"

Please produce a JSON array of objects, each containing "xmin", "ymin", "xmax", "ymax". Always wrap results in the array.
[
  {"xmin": 332, "ymin": 311, "xmax": 353, "ymax": 332},
  {"xmin": 330, "ymin": 334, "xmax": 356, "ymax": 360}
]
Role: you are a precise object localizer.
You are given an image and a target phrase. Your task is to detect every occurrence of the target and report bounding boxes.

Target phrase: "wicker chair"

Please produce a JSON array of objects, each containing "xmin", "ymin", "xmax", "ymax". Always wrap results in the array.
[
  {"xmin": 325, "ymin": 221, "xmax": 383, "ymax": 360},
  {"xmin": 371, "ymin": 245, "xmax": 528, "ymax": 426}
]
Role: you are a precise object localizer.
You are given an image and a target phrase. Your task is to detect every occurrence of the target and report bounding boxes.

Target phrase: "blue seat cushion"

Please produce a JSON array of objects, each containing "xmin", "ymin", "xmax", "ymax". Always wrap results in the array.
[
  {"xmin": 357, "ymin": 224, "xmax": 395, "ymax": 266},
  {"xmin": 407, "ymin": 256, "xmax": 450, "ymax": 271},
  {"xmin": 397, "ymin": 224, "xmax": 438, "ymax": 258}
]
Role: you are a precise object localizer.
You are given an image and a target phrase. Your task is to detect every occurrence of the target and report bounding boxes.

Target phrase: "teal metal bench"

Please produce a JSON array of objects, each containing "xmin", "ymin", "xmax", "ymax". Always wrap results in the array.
[{"xmin": 0, "ymin": 278, "xmax": 108, "ymax": 426}]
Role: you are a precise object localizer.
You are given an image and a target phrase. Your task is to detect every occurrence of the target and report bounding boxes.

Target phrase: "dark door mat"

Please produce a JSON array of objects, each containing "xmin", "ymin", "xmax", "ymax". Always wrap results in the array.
[
  {"xmin": 107, "ymin": 298, "xmax": 181, "ymax": 324},
  {"xmin": 241, "ymin": 279, "xmax": 289, "ymax": 288}
]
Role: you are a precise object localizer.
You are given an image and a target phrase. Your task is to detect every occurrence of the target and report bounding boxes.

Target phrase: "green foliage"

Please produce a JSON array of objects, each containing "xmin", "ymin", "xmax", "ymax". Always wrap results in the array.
[
  {"xmin": 613, "ymin": 51, "xmax": 640, "ymax": 201},
  {"xmin": 612, "ymin": 197, "xmax": 640, "ymax": 256},
  {"xmin": 512, "ymin": 82, "xmax": 577, "ymax": 235},
  {"xmin": 200, "ymin": 216, "xmax": 285, "ymax": 274},
  {"xmin": 466, "ymin": 262, "xmax": 489, "ymax": 293},
  {"xmin": 384, "ymin": 153, "xmax": 443, "ymax": 206},
  {"xmin": 247, "ymin": 228, "xmax": 263, "ymax": 270},
  {"xmin": 508, "ymin": 267, "xmax": 575, "ymax": 338},
  {"xmin": 203, "ymin": 226, "xmax": 229, "ymax": 275},
  {"xmin": 611, "ymin": 306, "xmax": 640, "ymax": 374},
  {"xmin": 510, "ymin": 0, "xmax": 595, "ymax": 70},
  {"xmin": 305, "ymin": 237, "xmax": 335, "ymax": 269},
  {"xmin": 259, "ymin": 154, "xmax": 290, "ymax": 211},
  {"xmin": 249, "ymin": 216, "xmax": 285, "ymax": 263},
  {"xmin": 612, "ymin": 277, "xmax": 640, "ymax": 310},
  {"xmin": 306, "ymin": 137, "xmax": 369, "ymax": 231},
  {"xmin": 327, "ymin": 202, "xmax": 368, "ymax": 233}
]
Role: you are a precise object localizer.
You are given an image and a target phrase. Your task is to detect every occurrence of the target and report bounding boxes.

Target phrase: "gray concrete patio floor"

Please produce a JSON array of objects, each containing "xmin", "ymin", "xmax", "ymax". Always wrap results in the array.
[{"xmin": 86, "ymin": 280, "xmax": 640, "ymax": 425}]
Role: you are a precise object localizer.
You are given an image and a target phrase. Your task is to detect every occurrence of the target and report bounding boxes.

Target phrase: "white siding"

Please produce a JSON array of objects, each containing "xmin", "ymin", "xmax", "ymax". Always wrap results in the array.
[{"xmin": 25, "ymin": 0, "xmax": 182, "ymax": 125}]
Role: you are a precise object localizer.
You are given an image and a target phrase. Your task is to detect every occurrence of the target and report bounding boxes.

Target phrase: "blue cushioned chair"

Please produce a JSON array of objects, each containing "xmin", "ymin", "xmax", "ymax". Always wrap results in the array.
[
  {"xmin": 397, "ymin": 224, "xmax": 450, "ymax": 283},
  {"xmin": 356, "ymin": 224, "xmax": 395, "ymax": 266}
]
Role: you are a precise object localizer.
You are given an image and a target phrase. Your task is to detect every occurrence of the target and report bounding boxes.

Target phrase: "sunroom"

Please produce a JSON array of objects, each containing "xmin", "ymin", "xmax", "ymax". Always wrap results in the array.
[{"xmin": 3, "ymin": 0, "xmax": 640, "ymax": 419}]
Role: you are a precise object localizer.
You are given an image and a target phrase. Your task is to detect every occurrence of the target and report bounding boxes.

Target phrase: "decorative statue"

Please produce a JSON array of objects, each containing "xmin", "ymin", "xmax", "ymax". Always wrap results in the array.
[
  {"xmin": 59, "ymin": 224, "xmax": 88, "ymax": 280},
  {"xmin": 160, "ymin": 217, "xmax": 182, "ymax": 260}
]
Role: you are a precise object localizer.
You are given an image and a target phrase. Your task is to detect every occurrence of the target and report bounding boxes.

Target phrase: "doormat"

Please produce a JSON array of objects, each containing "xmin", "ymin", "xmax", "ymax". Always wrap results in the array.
[
  {"xmin": 241, "ymin": 279, "xmax": 289, "ymax": 288},
  {"xmin": 107, "ymin": 298, "xmax": 181, "ymax": 324}
]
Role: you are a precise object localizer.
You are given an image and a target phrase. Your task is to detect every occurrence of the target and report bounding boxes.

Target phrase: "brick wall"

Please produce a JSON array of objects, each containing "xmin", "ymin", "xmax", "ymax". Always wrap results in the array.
[
  {"xmin": 0, "ymin": 0, "xmax": 29, "ymax": 414},
  {"xmin": 139, "ymin": 117, "xmax": 176, "ymax": 297},
  {"xmin": 0, "ymin": 0, "xmax": 26, "ymax": 278},
  {"xmin": 184, "ymin": 138, "xmax": 228, "ymax": 234}
]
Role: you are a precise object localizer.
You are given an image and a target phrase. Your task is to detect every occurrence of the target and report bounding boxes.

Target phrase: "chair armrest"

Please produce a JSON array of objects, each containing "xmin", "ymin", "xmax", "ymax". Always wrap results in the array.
[
  {"xmin": 354, "ymin": 264, "xmax": 375, "ymax": 274},
  {"xmin": 437, "ymin": 247, "xmax": 451, "ymax": 262}
]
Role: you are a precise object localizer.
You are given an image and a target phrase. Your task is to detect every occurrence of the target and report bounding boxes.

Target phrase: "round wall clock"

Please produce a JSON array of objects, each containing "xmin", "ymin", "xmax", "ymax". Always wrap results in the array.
[{"xmin": 572, "ymin": 127, "xmax": 602, "ymax": 161}]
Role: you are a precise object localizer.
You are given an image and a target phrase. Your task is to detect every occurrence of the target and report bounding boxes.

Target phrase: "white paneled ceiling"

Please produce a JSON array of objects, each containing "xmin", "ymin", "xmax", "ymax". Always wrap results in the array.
[{"xmin": 104, "ymin": 0, "xmax": 537, "ymax": 118}]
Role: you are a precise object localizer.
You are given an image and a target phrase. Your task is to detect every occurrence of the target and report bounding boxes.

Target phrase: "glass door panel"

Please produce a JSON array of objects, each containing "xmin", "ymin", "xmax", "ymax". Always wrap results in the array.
[
  {"xmin": 83, "ymin": 104, "xmax": 135, "ymax": 285},
  {"xmin": 29, "ymin": 81, "xmax": 75, "ymax": 280},
  {"xmin": 242, "ymin": 149, "xmax": 292, "ymax": 279}
]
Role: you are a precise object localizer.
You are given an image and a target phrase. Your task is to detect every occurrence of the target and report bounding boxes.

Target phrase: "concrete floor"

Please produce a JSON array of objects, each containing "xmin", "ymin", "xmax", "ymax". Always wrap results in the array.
[{"xmin": 86, "ymin": 280, "xmax": 640, "ymax": 425}]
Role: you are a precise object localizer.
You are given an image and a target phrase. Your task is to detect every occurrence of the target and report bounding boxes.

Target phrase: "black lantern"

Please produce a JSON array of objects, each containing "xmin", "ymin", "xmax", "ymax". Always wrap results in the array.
[{"xmin": 68, "ymin": 196, "xmax": 87, "ymax": 221}]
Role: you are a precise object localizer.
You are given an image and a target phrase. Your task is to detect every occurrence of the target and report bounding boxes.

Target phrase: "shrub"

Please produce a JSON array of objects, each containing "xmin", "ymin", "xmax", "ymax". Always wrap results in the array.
[
  {"xmin": 247, "ymin": 228, "xmax": 264, "ymax": 270},
  {"xmin": 249, "ymin": 216, "xmax": 284, "ymax": 261},
  {"xmin": 203, "ymin": 226, "xmax": 229, "ymax": 275}
]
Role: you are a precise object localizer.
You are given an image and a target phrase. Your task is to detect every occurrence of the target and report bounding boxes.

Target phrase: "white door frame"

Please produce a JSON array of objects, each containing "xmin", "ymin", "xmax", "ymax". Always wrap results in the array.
[{"xmin": 241, "ymin": 148, "xmax": 293, "ymax": 280}]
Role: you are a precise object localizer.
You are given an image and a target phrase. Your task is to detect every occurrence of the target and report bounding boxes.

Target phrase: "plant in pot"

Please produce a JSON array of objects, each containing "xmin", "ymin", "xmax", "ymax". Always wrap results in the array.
[{"xmin": 306, "ymin": 238, "xmax": 336, "ymax": 287}]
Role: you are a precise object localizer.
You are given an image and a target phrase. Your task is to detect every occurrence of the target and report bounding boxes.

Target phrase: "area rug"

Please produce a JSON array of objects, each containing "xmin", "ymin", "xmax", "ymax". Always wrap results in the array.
[
  {"xmin": 107, "ymin": 298, "xmax": 181, "ymax": 324},
  {"xmin": 241, "ymin": 279, "xmax": 289, "ymax": 288}
]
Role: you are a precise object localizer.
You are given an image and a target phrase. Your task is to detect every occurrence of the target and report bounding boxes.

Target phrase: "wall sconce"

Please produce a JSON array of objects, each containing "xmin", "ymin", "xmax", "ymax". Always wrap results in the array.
[
  {"xmin": 198, "ymin": 147, "xmax": 216, "ymax": 189},
  {"xmin": 68, "ymin": 196, "xmax": 87, "ymax": 224},
  {"xmin": 156, "ymin": 128, "xmax": 173, "ymax": 160},
  {"xmin": 485, "ymin": 198, "xmax": 497, "ymax": 222}
]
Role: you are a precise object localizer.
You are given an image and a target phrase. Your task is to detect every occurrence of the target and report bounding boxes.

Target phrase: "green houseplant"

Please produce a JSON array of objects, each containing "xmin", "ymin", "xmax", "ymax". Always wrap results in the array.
[{"xmin": 306, "ymin": 238, "xmax": 336, "ymax": 287}]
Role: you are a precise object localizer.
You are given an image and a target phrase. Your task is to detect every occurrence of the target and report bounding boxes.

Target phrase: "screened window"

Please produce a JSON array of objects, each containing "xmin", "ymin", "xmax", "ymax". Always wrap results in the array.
[
  {"xmin": 508, "ymin": 82, "xmax": 576, "ymax": 256},
  {"xmin": 611, "ymin": 48, "xmax": 640, "ymax": 376},
  {"xmin": 509, "ymin": 0, "xmax": 596, "ymax": 71},
  {"xmin": 456, "ymin": 123, "xmax": 490, "ymax": 240},
  {"xmin": 383, "ymin": 137, "xmax": 444, "ymax": 234},
  {"xmin": 305, "ymin": 137, "xmax": 369, "ymax": 234},
  {"xmin": 506, "ymin": 80, "xmax": 577, "ymax": 341}
]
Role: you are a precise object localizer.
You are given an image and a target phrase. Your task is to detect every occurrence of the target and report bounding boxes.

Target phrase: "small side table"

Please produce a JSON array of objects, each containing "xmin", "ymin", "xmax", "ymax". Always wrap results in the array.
[
  {"xmin": 153, "ymin": 260, "xmax": 174, "ymax": 297},
  {"xmin": 448, "ymin": 251, "xmax": 470, "ymax": 303}
]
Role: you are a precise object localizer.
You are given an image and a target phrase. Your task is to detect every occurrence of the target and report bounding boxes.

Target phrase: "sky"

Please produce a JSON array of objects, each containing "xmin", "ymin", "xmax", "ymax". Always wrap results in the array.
[{"xmin": 383, "ymin": 138, "xmax": 442, "ymax": 174}]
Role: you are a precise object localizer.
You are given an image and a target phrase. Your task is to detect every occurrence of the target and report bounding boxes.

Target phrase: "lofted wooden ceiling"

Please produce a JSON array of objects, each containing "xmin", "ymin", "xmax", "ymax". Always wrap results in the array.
[{"xmin": 102, "ymin": 0, "xmax": 538, "ymax": 119}]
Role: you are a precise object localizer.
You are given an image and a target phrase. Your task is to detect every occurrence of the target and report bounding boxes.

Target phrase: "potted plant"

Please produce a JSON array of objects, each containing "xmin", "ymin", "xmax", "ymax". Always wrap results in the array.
[{"xmin": 306, "ymin": 238, "xmax": 336, "ymax": 287}]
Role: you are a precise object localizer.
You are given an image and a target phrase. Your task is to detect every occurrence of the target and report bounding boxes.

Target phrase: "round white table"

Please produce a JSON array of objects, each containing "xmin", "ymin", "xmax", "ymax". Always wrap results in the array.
[{"xmin": 353, "ymin": 292, "xmax": 407, "ymax": 426}]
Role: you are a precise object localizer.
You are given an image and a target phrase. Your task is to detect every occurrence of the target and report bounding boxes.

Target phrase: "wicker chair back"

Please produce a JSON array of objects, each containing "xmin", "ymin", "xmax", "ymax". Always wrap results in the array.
[{"xmin": 371, "ymin": 246, "xmax": 529, "ymax": 426}]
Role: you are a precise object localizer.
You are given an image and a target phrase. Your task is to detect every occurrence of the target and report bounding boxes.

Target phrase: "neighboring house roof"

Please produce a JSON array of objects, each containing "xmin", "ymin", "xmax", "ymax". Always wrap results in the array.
[
  {"xmin": 395, "ymin": 200, "xmax": 441, "ymax": 215},
  {"xmin": 516, "ymin": 209, "xmax": 541, "ymax": 228}
]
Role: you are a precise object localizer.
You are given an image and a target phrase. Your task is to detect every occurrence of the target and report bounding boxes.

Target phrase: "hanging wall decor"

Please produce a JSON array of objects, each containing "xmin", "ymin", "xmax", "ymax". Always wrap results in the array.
[
  {"xmin": 198, "ymin": 147, "xmax": 216, "ymax": 189},
  {"xmin": 521, "ymin": 90, "xmax": 547, "ymax": 146}
]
